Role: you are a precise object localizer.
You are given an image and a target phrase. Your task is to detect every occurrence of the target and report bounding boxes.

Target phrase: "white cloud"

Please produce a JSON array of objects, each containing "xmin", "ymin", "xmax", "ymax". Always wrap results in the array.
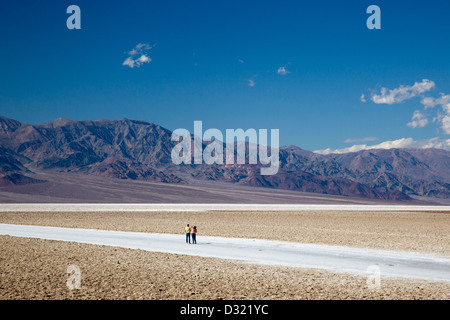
[
  {"xmin": 442, "ymin": 116, "xmax": 450, "ymax": 134},
  {"xmin": 314, "ymin": 137, "xmax": 450, "ymax": 154},
  {"xmin": 128, "ymin": 43, "xmax": 152, "ymax": 56},
  {"xmin": 443, "ymin": 101, "xmax": 450, "ymax": 114},
  {"xmin": 369, "ymin": 79, "xmax": 435, "ymax": 105},
  {"xmin": 277, "ymin": 66, "xmax": 290, "ymax": 75},
  {"xmin": 407, "ymin": 110, "xmax": 429, "ymax": 128},
  {"xmin": 418, "ymin": 94, "xmax": 450, "ymax": 133},
  {"xmin": 123, "ymin": 43, "xmax": 153, "ymax": 68},
  {"xmin": 360, "ymin": 94, "xmax": 366, "ymax": 102},
  {"xmin": 122, "ymin": 54, "xmax": 151, "ymax": 68},
  {"xmin": 122, "ymin": 57, "xmax": 135, "ymax": 68},
  {"xmin": 238, "ymin": 59, "xmax": 244, "ymax": 64},
  {"xmin": 364, "ymin": 79, "xmax": 450, "ymax": 134},
  {"xmin": 344, "ymin": 137, "xmax": 377, "ymax": 143},
  {"xmin": 247, "ymin": 79, "xmax": 256, "ymax": 87},
  {"xmin": 421, "ymin": 94, "xmax": 450, "ymax": 109},
  {"xmin": 137, "ymin": 54, "xmax": 151, "ymax": 63},
  {"xmin": 421, "ymin": 97, "xmax": 437, "ymax": 109}
]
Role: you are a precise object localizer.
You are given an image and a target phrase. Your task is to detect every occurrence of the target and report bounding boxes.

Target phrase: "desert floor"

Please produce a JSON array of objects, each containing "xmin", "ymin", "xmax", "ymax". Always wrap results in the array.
[{"xmin": 0, "ymin": 208, "xmax": 449, "ymax": 299}]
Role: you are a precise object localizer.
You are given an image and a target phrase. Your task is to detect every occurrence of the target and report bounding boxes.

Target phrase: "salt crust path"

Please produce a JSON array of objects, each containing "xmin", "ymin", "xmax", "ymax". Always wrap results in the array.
[{"xmin": 1, "ymin": 223, "xmax": 449, "ymax": 283}]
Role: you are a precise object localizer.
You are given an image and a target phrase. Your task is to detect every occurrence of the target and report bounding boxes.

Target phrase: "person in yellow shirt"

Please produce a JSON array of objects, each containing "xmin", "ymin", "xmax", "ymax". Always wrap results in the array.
[{"xmin": 185, "ymin": 224, "xmax": 191, "ymax": 243}]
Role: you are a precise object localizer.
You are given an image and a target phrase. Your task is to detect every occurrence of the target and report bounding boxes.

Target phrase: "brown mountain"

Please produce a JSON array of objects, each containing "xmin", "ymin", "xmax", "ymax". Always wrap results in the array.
[
  {"xmin": 325, "ymin": 149, "xmax": 450, "ymax": 198},
  {"xmin": 0, "ymin": 116, "xmax": 448, "ymax": 201},
  {"xmin": 278, "ymin": 145, "xmax": 449, "ymax": 198}
]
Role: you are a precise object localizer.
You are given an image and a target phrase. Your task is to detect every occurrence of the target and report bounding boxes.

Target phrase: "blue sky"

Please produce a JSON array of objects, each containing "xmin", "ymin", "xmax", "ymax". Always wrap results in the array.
[{"xmin": 0, "ymin": 0, "xmax": 449, "ymax": 152}]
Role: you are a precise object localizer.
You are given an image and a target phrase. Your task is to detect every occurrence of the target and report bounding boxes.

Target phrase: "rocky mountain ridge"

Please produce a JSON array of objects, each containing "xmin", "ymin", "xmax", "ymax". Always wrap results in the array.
[{"xmin": 1, "ymin": 116, "xmax": 448, "ymax": 201}]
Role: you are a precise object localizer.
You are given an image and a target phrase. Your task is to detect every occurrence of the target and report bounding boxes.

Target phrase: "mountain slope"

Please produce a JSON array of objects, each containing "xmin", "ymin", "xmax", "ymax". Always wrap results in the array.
[{"xmin": 0, "ymin": 116, "xmax": 448, "ymax": 201}]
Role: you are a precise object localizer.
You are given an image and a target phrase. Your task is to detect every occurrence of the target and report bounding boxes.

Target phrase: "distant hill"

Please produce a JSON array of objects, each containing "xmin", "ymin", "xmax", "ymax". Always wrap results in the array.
[{"xmin": 1, "ymin": 115, "xmax": 449, "ymax": 202}]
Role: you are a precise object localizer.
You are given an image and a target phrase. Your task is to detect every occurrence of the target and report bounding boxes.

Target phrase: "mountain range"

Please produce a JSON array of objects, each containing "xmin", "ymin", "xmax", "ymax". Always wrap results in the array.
[{"xmin": 0, "ymin": 116, "xmax": 449, "ymax": 203}]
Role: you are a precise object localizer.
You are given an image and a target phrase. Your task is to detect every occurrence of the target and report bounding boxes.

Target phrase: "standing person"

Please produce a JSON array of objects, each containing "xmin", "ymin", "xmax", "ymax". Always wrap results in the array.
[
  {"xmin": 191, "ymin": 226, "xmax": 197, "ymax": 244},
  {"xmin": 185, "ymin": 224, "xmax": 191, "ymax": 244}
]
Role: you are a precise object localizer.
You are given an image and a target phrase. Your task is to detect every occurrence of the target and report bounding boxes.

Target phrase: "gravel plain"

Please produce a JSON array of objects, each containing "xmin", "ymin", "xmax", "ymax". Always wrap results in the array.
[{"xmin": 0, "ymin": 207, "xmax": 449, "ymax": 300}]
